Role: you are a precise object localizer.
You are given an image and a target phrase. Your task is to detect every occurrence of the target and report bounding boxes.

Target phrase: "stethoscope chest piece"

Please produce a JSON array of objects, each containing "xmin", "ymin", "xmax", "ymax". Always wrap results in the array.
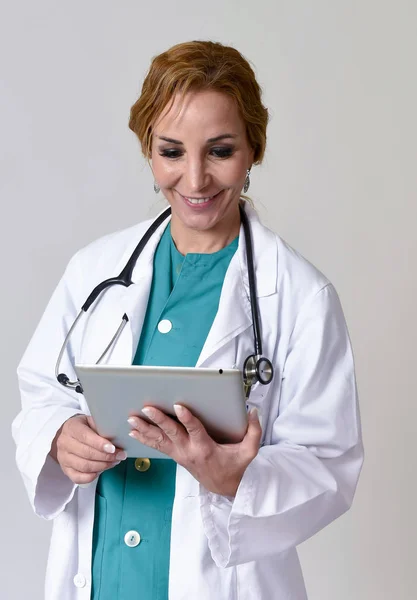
[{"xmin": 243, "ymin": 354, "xmax": 274, "ymax": 398}]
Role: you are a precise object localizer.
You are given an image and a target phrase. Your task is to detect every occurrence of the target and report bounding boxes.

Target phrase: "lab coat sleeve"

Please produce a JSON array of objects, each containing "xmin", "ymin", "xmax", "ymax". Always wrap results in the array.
[
  {"xmin": 12, "ymin": 253, "xmax": 86, "ymax": 520},
  {"xmin": 199, "ymin": 283, "xmax": 364, "ymax": 567}
]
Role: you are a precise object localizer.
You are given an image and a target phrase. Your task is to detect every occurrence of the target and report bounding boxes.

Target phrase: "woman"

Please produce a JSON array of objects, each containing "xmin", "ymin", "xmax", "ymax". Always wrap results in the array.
[{"xmin": 13, "ymin": 41, "xmax": 363, "ymax": 599}]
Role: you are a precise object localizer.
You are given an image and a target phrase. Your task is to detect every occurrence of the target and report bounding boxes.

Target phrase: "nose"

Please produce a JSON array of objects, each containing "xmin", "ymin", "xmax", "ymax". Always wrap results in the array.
[{"xmin": 184, "ymin": 156, "xmax": 210, "ymax": 194}]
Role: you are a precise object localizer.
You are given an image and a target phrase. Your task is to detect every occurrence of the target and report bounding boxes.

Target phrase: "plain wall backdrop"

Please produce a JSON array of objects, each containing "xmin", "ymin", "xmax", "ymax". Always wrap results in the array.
[{"xmin": 1, "ymin": 1, "xmax": 416, "ymax": 598}]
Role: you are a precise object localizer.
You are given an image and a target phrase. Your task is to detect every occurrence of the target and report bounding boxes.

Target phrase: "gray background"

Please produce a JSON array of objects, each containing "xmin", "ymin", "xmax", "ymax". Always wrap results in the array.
[{"xmin": 2, "ymin": 1, "xmax": 416, "ymax": 598}]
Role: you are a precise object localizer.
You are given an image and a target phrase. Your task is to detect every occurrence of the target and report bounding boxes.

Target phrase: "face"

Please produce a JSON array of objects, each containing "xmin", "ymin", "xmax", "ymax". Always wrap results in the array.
[{"xmin": 151, "ymin": 90, "xmax": 254, "ymax": 237}]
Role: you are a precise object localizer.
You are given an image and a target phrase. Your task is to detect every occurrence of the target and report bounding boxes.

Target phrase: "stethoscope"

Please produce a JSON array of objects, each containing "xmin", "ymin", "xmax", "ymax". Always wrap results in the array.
[{"xmin": 55, "ymin": 203, "xmax": 274, "ymax": 398}]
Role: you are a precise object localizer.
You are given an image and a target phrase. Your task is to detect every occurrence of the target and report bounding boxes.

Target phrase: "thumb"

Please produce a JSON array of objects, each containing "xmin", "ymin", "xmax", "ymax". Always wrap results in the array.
[{"xmin": 244, "ymin": 407, "xmax": 262, "ymax": 448}]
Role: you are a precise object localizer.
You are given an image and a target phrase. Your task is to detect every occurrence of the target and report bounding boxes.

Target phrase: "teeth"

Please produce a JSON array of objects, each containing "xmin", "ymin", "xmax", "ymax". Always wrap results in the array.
[
  {"xmin": 186, "ymin": 196, "xmax": 213, "ymax": 205},
  {"xmin": 184, "ymin": 194, "xmax": 216, "ymax": 205}
]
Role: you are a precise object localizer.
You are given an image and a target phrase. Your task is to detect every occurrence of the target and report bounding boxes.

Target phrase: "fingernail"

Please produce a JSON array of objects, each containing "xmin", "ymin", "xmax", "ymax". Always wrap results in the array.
[
  {"xmin": 127, "ymin": 417, "xmax": 137, "ymax": 426},
  {"xmin": 249, "ymin": 407, "xmax": 259, "ymax": 419},
  {"xmin": 103, "ymin": 443, "xmax": 116, "ymax": 454},
  {"xmin": 116, "ymin": 451, "xmax": 127, "ymax": 461},
  {"xmin": 173, "ymin": 404, "xmax": 185, "ymax": 418},
  {"xmin": 141, "ymin": 407, "xmax": 154, "ymax": 419},
  {"xmin": 128, "ymin": 431, "xmax": 136, "ymax": 438}
]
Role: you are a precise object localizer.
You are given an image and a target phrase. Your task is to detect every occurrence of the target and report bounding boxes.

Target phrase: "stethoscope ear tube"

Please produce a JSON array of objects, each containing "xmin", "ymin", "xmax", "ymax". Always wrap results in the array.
[
  {"xmin": 55, "ymin": 312, "xmax": 130, "ymax": 394},
  {"xmin": 55, "ymin": 310, "xmax": 85, "ymax": 393}
]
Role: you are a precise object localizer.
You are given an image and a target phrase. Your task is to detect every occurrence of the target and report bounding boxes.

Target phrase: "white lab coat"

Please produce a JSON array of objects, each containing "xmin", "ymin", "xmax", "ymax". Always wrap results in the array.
[{"xmin": 13, "ymin": 202, "xmax": 363, "ymax": 600}]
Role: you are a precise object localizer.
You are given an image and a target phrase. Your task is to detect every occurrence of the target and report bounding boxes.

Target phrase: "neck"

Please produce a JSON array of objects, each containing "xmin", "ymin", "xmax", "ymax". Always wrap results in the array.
[{"xmin": 170, "ymin": 206, "xmax": 241, "ymax": 255}]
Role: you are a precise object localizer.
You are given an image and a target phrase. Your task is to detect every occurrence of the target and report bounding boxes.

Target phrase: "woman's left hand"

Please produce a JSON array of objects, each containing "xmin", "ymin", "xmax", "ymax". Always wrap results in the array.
[{"xmin": 128, "ymin": 404, "xmax": 262, "ymax": 497}]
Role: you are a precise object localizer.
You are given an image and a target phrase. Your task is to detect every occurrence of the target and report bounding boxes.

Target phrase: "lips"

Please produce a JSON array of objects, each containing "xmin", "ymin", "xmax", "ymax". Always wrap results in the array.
[
  {"xmin": 179, "ymin": 190, "xmax": 223, "ymax": 207},
  {"xmin": 184, "ymin": 196, "xmax": 214, "ymax": 205}
]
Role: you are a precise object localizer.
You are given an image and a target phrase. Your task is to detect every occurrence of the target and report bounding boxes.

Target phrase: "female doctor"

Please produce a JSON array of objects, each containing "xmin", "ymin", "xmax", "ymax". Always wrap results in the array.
[{"xmin": 13, "ymin": 40, "xmax": 363, "ymax": 600}]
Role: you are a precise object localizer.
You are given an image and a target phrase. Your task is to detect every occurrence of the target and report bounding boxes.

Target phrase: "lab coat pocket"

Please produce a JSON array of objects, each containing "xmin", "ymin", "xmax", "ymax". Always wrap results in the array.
[{"xmin": 91, "ymin": 493, "xmax": 107, "ymax": 600}]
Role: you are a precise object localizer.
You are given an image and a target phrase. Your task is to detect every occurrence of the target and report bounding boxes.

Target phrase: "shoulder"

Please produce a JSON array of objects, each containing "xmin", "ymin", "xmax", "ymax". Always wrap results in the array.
[
  {"xmin": 248, "ymin": 204, "xmax": 331, "ymax": 308},
  {"xmin": 253, "ymin": 216, "xmax": 345, "ymax": 334},
  {"xmin": 275, "ymin": 233, "xmax": 330, "ymax": 296},
  {"xmin": 33, "ymin": 215, "xmax": 165, "ymax": 317},
  {"xmin": 63, "ymin": 217, "xmax": 157, "ymax": 292},
  {"xmin": 274, "ymin": 232, "xmax": 344, "ymax": 323}
]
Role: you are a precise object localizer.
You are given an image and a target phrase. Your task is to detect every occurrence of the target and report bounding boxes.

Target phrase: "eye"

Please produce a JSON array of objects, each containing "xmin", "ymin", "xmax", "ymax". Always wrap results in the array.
[
  {"xmin": 159, "ymin": 148, "xmax": 183, "ymax": 159},
  {"xmin": 210, "ymin": 147, "xmax": 234, "ymax": 159}
]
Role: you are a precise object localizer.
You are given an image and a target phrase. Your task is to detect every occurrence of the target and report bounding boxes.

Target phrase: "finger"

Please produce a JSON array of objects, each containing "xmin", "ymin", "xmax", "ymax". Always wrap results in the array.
[
  {"xmin": 173, "ymin": 405, "xmax": 210, "ymax": 441},
  {"xmin": 63, "ymin": 453, "xmax": 122, "ymax": 474},
  {"xmin": 66, "ymin": 441, "xmax": 127, "ymax": 463},
  {"xmin": 67, "ymin": 416, "xmax": 118, "ymax": 455},
  {"xmin": 128, "ymin": 415, "xmax": 168, "ymax": 442},
  {"xmin": 140, "ymin": 407, "xmax": 186, "ymax": 443},
  {"xmin": 64, "ymin": 467, "xmax": 98, "ymax": 485},
  {"xmin": 240, "ymin": 408, "xmax": 262, "ymax": 458},
  {"xmin": 128, "ymin": 417, "xmax": 172, "ymax": 455}
]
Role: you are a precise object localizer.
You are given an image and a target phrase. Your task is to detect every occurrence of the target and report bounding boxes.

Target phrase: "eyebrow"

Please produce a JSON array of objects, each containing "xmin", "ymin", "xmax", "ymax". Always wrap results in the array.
[{"xmin": 157, "ymin": 133, "xmax": 237, "ymax": 145}]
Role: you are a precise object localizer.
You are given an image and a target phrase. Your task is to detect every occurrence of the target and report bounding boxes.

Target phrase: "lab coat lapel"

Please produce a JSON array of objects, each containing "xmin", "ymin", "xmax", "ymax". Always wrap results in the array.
[
  {"xmin": 196, "ymin": 202, "xmax": 278, "ymax": 368},
  {"xmin": 119, "ymin": 210, "xmax": 255, "ymax": 367},
  {"xmin": 196, "ymin": 252, "xmax": 252, "ymax": 367},
  {"xmin": 117, "ymin": 272, "xmax": 153, "ymax": 361},
  {"xmin": 80, "ymin": 261, "xmax": 154, "ymax": 366},
  {"xmin": 81, "ymin": 212, "xmax": 171, "ymax": 365},
  {"xmin": 117, "ymin": 215, "xmax": 172, "ymax": 361}
]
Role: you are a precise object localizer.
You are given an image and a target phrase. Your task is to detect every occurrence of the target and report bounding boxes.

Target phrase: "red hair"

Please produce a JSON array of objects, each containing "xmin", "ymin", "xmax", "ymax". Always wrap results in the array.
[{"xmin": 129, "ymin": 40, "xmax": 269, "ymax": 164}]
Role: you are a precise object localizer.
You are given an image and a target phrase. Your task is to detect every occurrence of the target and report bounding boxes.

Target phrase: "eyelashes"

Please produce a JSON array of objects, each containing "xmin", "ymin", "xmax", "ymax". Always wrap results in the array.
[
  {"xmin": 158, "ymin": 147, "xmax": 235, "ymax": 160},
  {"xmin": 158, "ymin": 149, "xmax": 183, "ymax": 159}
]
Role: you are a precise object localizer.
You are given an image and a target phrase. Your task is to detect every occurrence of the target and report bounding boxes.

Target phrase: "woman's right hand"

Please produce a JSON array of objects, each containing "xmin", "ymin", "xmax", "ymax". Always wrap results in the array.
[{"xmin": 50, "ymin": 415, "xmax": 127, "ymax": 484}]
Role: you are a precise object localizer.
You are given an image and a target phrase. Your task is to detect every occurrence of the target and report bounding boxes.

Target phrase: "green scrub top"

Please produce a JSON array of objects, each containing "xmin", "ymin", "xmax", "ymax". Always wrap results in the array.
[{"xmin": 91, "ymin": 223, "xmax": 238, "ymax": 600}]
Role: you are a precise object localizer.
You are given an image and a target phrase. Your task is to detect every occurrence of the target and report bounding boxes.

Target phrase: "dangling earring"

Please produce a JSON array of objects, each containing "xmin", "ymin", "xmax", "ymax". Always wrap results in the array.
[
  {"xmin": 243, "ymin": 169, "xmax": 251, "ymax": 193},
  {"xmin": 153, "ymin": 181, "xmax": 160, "ymax": 194}
]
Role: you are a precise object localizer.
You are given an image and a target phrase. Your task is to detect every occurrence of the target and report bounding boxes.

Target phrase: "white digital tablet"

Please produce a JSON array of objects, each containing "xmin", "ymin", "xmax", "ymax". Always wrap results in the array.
[{"xmin": 74, "ymin": 364, "xmax": 248, "ymax": 458}]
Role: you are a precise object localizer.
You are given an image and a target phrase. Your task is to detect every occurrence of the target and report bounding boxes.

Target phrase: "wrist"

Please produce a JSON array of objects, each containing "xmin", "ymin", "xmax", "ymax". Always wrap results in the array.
[{"xmin": 212, "ymin": 470, "xmax": 243, "ymax": 497}]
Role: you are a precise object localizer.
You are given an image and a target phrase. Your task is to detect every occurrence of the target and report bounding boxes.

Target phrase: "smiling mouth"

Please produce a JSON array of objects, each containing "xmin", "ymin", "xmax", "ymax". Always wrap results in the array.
[{"xmin": 180, "ymin": 191, "xmax": 222, "ymax": 205}]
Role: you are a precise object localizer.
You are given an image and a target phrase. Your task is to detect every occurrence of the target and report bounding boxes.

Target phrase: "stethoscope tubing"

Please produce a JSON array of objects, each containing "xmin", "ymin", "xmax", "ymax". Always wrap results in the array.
[
  {"xmin": 81, "ymin": 208, "xmax": 172, "ymax": 312},
  {"xmin": 55, "ymin": 202, "xmax": 273, "ymax": 395},
  {"xmin": 239, "ymin": 206, "xmax": 262, "ymax": 357}
]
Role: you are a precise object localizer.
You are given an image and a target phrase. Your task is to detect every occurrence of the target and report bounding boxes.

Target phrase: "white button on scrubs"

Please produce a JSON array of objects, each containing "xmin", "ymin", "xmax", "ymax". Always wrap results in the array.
[
  {"xmin": 157, "ymin": 319, "xmax": 172, "ymax": 334},
  {"xmin": 124, "ymin": 530, "xmax": 141, "ymax": 547},
  {"xmin": 73, "ymin": 573, "xmax": 86, "ymax": 588}
]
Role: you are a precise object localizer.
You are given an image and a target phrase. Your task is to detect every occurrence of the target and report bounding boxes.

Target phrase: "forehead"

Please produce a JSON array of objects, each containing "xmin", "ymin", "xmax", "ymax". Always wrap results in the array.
[{"xmin": 154, "ymin": 90, "xmax": 246, "ymax": 138}]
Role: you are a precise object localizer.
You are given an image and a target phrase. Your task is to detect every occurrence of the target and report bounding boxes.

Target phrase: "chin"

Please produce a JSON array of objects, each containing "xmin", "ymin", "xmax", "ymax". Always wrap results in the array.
[{"xmin": 177, "ymin": 213, "xmax": 222, "ymax": 232}]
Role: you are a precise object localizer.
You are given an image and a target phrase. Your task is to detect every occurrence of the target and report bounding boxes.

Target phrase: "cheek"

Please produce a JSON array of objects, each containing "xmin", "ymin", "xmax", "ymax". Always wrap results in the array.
[
  {"xmin": 221, "ymin": 159, "xmax": 248, "ymax": 187},
  {"xmin": 152, "ymin": 154, "xmax": 179, "ymax": 186}
]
